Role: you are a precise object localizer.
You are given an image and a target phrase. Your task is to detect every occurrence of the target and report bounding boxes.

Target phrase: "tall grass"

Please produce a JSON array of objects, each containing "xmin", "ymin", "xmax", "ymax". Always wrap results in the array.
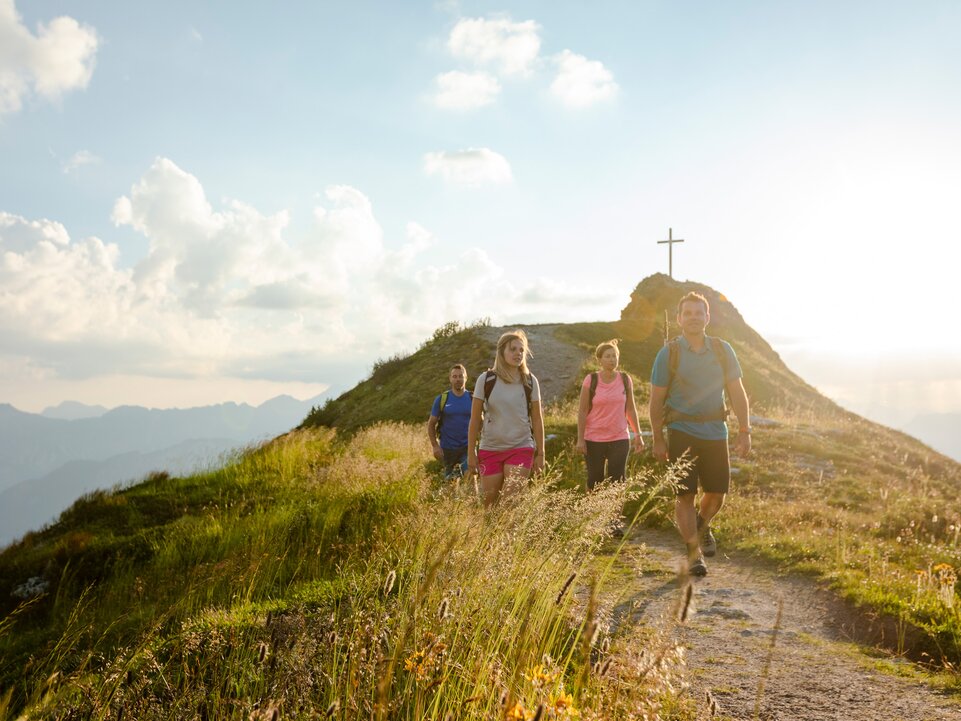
[{"xmin": 1, "ymin": 423, "xmax": 692, "ymax": 720}]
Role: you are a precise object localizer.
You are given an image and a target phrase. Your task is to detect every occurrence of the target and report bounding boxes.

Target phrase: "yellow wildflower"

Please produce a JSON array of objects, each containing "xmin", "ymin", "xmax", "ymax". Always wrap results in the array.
[
  {"xmin": 553, "ymin": 691, "xmax": 579, "ymax": 717},
  {"xmin": 524, "ymin": 664, "xmax": 557, "ymax": 688},
  {"xmin": 506, "ymin": 701, "xmax": 534, "ymax": 720}
]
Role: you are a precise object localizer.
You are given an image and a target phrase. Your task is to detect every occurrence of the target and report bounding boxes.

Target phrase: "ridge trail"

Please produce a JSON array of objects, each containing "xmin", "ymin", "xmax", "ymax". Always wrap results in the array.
[{"xmin": 614, "ymin": 529, "xmax": 961, "ymax": 721}]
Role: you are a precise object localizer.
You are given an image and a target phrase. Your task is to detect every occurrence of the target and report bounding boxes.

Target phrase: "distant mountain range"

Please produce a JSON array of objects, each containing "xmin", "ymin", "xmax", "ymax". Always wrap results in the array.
[{"xmin": 0, "ymin": 395, "xmax": 327, "ymax": 547}]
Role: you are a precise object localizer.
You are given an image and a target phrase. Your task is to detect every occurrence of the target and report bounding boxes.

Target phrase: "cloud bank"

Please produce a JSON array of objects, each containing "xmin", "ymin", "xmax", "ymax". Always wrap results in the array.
[{"xmin": 0, "ymin": 159, "xmax": 617, "ymax": 386}]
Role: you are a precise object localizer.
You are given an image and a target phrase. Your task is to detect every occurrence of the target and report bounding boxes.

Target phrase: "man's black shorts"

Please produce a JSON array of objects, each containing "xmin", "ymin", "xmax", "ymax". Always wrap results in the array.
[
  {"xmin": 442, "ymin": 446, "xmax": 468, "ymax": 479},
  {"xmin": 668, "ymin": 429, "xmax": 730, "ymax": 495}
]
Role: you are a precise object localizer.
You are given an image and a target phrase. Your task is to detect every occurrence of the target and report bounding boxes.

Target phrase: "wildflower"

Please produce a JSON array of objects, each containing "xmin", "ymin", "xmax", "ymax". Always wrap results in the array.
[
  {"xmin": 404, "ymin": 649, "xmax": 426, "ymax": 675},
  {"xmin": 525, "ymin": 664, "xmax": 557, "ymax": 688},
  {"xmin": 552, "ymin": 691, "xmax": 579, "ymax": 717},
  {"xmin": 506, "ymin": 701, "xmax": 534, "ymax": 720}
]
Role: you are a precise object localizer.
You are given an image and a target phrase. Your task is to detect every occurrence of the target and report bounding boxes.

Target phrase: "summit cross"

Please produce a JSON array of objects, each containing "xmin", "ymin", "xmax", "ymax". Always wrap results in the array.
[{"xmin": 657, "ymin": 227, "xmax": 685, "ymax": 279}]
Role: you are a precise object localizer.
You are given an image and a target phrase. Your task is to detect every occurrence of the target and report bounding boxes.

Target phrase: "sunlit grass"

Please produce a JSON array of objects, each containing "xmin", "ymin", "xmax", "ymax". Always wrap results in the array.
[{"xmin": 0, "ymin": 421, "xmax": 696, "ymax": 720}]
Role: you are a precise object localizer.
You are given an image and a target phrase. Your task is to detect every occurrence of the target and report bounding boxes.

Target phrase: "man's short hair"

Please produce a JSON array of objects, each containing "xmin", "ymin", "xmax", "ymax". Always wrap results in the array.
[
  {"xmin": 677, "ymin": 291, "xmax": 710, "ymax": 315},
  {"xmin": 450, "ymin": 363, "xmax": 467, "ymax": 374}
]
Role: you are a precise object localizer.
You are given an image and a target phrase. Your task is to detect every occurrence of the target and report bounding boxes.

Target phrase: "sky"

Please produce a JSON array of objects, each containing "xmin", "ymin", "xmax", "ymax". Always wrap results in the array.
[{"xmin": 1, "ymin": 0, "xmax": 960, "ymax": 430}]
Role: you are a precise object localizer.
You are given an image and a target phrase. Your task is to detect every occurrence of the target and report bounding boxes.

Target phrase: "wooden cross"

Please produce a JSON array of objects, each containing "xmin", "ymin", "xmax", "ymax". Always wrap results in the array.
[{"xmin": 657, "ymin": 227, "xmax": 685, "ymax": 279}]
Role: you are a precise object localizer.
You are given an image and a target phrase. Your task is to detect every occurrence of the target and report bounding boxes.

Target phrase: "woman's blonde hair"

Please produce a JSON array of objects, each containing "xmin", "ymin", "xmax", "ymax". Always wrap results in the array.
[
  {"xmin": 595, "ymin": 338, "xmax": 620, "ymax": 361},
  {"xmin": 493, "ymin": 329, "xmax": 532, "ymax": 381}
]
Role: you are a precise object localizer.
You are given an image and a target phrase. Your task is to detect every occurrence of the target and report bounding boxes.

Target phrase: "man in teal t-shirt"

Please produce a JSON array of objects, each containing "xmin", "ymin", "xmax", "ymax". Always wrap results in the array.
[{"xmin": 649, "ymin": 291, "xmax": 752, "ymax": 577}]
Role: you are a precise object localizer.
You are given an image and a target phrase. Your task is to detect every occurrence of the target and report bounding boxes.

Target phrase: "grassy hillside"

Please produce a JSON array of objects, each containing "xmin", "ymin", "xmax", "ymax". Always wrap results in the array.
[
  {"xmin": 301, "ymin": 321, "xmax": 497, "ymax": 434},
  {"xmin": 0, "ymin": 422, "xmax": 691, "ymax": 720}
]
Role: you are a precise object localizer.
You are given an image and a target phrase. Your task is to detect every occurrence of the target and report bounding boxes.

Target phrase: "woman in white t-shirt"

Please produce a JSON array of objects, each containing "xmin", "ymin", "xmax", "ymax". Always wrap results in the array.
[
  {"xmin": 467, "ymin": 329, "xmax": 545, "ymax": 506},
  {"xmin": 576, "ymin": 339, "xmax": 644, "ymax": 490}
]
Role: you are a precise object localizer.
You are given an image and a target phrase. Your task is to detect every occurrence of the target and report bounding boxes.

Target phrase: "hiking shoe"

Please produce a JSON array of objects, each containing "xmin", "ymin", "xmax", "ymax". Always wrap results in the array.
[
  {"xmin": 700, "ymin": 527, "xmax": 717, "ymax": 558},
  {"xmin": 689, "ymin": 556, "xmax": 708, "ymax": 577}
]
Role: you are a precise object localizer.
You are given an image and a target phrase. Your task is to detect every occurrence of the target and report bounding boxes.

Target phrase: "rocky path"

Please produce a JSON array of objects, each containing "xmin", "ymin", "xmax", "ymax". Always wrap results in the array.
[{"xmin": 615, "ymin": 529, "xmax": 961, "ymax": 721}]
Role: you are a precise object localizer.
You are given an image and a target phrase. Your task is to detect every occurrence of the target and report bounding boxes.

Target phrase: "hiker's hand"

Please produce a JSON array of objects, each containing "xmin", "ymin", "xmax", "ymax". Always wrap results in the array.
[
  {"xmin": 652, "ymin": 437, "xmax": 668, "ymax": 463},
  {"xmin": 575, "ymin": 439, "xmax": 587, "ymax": 455},
  {"xmin": 467, "ymin": 453, "xmax": 478, "ymax": 477},
  {"xmin": 432, "ymin": 445, "xmax": 444, "ymax": 461},
  {"xmin": 632, "ymin": 435, "xmax": 645, "ymax": 453},
  {"xmin": 734, "ymin": 432, "xmax": 752, "ymax": 457},
  {"xmin": 533, "ymin": 451, "xmax": 545, "ymax": 473}
]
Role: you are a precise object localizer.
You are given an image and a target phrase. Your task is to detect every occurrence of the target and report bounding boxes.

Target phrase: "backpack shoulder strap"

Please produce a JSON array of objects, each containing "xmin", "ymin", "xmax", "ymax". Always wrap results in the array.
[
  {"xmin": 523, "ymin": 372, "xmax": 533, "ymax": 416},
  {"xmin": 620, "ymin": 371, "xmax": 630, "ymax": 411},
  {"xmin": 667, "ymin": 337, "xmax": 681, "ymax": 389},
  {"xmin": 483, "ymin": 369, "xmax": 497, "ymax": 402},
  {"xmin": 706, "ymin": 336, "xmax": 730, "ymax": 379},
  {"xmin": 436, "ymin": 389, "xmax": 449, "ymax": 427}
]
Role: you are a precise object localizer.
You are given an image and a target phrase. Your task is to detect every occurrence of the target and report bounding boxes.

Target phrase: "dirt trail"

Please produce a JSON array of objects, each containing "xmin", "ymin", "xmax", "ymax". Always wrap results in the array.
[{"xmin": 616, "ymin": 529, "xmax": 961, "ymax": 721}]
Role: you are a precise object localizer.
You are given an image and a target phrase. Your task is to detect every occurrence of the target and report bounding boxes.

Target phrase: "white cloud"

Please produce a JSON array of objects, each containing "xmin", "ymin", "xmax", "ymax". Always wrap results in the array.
[
  {"xmin": 0, "ymin": 211, "xmax": 69, "ymax": 251},
  {"xmin": 1, "ymin": 159, "xmax": 618, "ymax": 392},
  {"xmin": 62, "ymin": 149, "xmax": 100, "ymax": 174},
  {"xmin": 423, "ymin": 148, "xmax": 513, "ymax": 186},
  {"xmin": 0, "ymin": 0, "xmax": 98, "ymax": 115},
  {"xmin": 113, "ymin": 157, "xmax": 293, "ymax": 314},
  {"xmin": 433, "ymin": 70, "xmax": 500, "ymax": 110},
  {"xmin": 550, "ymin": 50, "xmax": 618, "ymax": 108},
  {"xmin": 448, "ymin": 17, "xmax": 541, "ymax": 77}
]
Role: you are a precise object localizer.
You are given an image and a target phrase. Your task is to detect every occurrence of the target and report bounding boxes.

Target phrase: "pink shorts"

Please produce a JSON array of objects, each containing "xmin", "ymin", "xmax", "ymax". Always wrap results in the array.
[{"xmin": 477, "ymin": 447, "xmax": 535, "ymax": 476}]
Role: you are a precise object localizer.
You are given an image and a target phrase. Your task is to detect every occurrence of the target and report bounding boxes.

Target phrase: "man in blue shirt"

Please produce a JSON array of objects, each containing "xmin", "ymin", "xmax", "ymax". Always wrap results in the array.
[
  {"xmin": 649, "ymin": 292, "xmax": 752, "ymax": 577},
  {"xmin": 428, "ymin": 364, "xmax": 472, "ymax": 479}
]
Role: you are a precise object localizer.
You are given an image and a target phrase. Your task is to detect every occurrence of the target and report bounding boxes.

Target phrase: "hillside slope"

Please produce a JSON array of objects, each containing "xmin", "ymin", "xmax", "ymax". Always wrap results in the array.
[{"xmin": 307, "ymin": 274, "xmax": 849, "ymax": 429}]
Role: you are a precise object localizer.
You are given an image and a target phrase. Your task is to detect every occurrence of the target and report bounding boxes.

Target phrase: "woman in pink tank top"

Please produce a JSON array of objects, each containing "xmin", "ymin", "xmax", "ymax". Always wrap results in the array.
[{"xmin": 575, "ymin": 339, "xmax": 644, "ymax": 490}]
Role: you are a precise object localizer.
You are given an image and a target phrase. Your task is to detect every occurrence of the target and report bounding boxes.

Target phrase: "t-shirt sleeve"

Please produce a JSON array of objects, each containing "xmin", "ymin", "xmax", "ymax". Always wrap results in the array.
[
  {"xmin": 651, "ymin": 347, "xmax": 670, "ymax": 387},
  {"xmin": 473, "ymin": 372, "xmax": 488, "ymax": 402},
  {"xmin": 430, "ymin": 395, "xmax": 441, "ymax": 417},
  {"xmin": 530, "ymin": 374, "xmax": 541, "ymax": 403},
  {"xmin": 723, "ymin": 342, "xmax": 743, "ymax": 382}
]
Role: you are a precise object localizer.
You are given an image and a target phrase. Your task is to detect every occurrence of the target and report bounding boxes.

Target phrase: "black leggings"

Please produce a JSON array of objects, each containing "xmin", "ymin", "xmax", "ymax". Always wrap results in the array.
[{"xmin": 585, "ymin": 439, "xmax": 630, "ymax": 490}]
